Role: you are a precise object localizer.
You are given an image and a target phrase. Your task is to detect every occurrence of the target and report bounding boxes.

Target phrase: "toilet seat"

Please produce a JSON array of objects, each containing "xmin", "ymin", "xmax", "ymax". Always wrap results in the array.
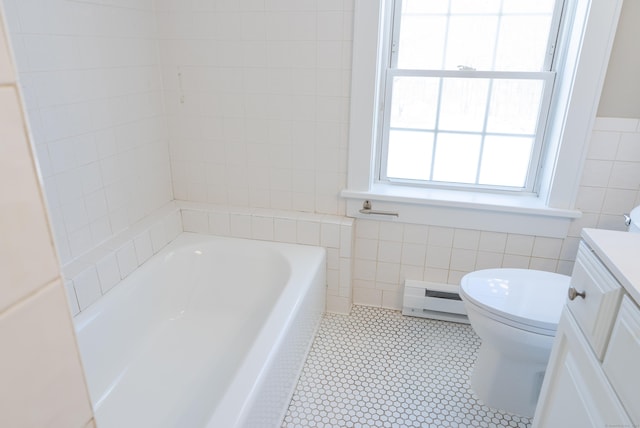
[{"xmin": 460, "ymin": 269, "xmax": 570, "ymax": 336}]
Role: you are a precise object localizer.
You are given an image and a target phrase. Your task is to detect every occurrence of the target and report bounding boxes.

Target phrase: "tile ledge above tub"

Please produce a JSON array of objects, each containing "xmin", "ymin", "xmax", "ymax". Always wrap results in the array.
[
  {"xmin": 62, "ymin": 201, "xmax": 355, "ymax": 317},
  {"xmin": 176, "ymin": 201, "xmax": 354, "ymax": 315},
  {"xmin": 62, "ymin": 202, "xmax": 182, "ymax": 316}
]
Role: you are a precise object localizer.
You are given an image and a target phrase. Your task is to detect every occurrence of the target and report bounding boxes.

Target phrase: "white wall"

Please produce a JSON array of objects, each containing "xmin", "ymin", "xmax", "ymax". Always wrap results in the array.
[
  {"xmin": 157, "ymin": 0, "xmax": 353, "ymax": 215},
  {"xmin": 1, "ymin": 0, "xmax": 173, "ymax": 264},
  {"xmin": 0, "ymin": 6, "xmax": 94, "ymax": 426},
  {"xmin": 598, "ymin": 0, "xmax": 640, "ymax": 118}
]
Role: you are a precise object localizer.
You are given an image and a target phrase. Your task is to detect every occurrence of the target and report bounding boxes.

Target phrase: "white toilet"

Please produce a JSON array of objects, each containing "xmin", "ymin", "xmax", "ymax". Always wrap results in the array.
[
  {"xmin": 625, "ymin": 205, "xmax": 640, "ymax": 232},
  {"xmin": 460, "ymin": 268, "xmax": 570, "ymax": 417},
  {"xmin": 460, "ymin": 208, "xmax": 640, "ymax": 417}
]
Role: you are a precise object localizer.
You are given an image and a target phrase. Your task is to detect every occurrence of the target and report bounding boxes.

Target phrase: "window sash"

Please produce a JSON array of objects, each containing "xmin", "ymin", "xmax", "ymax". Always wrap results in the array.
[
  {"xmin": 377, "ymin": 0, "xmax": 565, "ymax": 194},
  {"xmin": 389, "ymin": 0, "xmax": 564, "ymax": 73},
  {"xmin": 378, "ymin": 69, "xmax": 556, "ymax": 193}
]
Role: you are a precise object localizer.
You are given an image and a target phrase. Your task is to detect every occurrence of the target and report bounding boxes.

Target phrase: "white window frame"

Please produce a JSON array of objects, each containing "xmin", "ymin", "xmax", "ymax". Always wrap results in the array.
[
  {"xmin": 379, "ymin": 1, "xmax": 562, "ymax": 193},
  {"xmin": 379, "ymin": 71, "xmax": 556, "ymax": 192},
  {"xmin": 342, "ymin": 0, "xmax": 624, "ymax": 238}
]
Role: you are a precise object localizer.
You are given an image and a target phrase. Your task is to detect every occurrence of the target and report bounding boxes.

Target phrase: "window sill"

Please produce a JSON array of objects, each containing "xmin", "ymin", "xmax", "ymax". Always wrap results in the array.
[{"xmin": 341, "ymin": 184, "xmax": 581, "ymax": 238}]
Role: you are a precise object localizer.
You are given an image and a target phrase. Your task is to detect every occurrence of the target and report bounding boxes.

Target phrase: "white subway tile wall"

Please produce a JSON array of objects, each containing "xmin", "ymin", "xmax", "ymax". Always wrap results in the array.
[
  {"xmin": 73, "ymin": 265, "xmax": 102, "ymax": 311},
  {"xmin": 158, "ymin": 0, "xmax": 353, "ymax": 215},
  {"xmin": 1, "ymin": 0, "xmax": 173, "ymax": 264},
  {"xmin": 62, "ymin": 204, "xmax": 182, "ymax": 316},
  {"xmin": 584, "ymin": 118, "xmax": 640, "ymax": 229},
  {"xmin": 0, "ymin": 6, "xmax": 94, "ymax": 425},
  {"xmin": 351, "ymin": 117, "xmax": 640, "ymax": 310}
]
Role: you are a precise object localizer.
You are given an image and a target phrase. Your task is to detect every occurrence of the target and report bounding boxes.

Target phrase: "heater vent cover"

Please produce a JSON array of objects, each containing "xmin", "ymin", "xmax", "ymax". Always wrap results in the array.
[{"xmin": 402, "ymin": 280, "xmax": 469, "ymax": 324}]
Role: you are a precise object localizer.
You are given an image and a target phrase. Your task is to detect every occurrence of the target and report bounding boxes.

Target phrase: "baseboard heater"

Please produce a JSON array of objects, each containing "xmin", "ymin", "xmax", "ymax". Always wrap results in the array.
[{"xmin": 402, "ymin": 280, "xmax": 469, "ymax": 324}]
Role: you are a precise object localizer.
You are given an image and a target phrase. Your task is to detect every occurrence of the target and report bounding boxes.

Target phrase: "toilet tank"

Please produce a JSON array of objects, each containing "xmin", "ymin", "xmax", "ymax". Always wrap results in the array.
[{"xmin": 627, "ymin": 206, "xmax": 640, "ymax": 233}]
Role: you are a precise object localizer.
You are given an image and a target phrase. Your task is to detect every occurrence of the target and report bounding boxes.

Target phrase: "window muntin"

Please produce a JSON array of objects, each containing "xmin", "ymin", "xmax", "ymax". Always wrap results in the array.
[{"xmin": 379, "ymin": 0, "xmax": 563, "ymax": 192}]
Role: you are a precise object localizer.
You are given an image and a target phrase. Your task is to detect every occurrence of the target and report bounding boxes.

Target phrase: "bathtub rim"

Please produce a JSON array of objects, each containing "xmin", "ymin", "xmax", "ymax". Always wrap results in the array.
[{"xmin": 73, "ymin": 232, "xmax": 324, "ymax": 332}]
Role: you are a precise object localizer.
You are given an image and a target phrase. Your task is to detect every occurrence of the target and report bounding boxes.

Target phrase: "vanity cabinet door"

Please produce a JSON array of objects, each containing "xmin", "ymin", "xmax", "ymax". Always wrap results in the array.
[
  {"xmin": 567, "ymin": 242, "xmax": 623, "ymax": 359},
  {"xmin": 603, "ymin": 296, "xmax": 640, "ymax": 425},
  {"xmin": 533, "ymin": 310, "xmax": 631, "ymax": 428}
]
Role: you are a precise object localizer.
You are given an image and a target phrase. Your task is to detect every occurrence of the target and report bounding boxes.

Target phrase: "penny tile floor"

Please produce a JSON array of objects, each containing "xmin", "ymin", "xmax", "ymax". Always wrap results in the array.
[{"xmin": 282, "ymin": 306, "xmax": 531, "ymax": 428}]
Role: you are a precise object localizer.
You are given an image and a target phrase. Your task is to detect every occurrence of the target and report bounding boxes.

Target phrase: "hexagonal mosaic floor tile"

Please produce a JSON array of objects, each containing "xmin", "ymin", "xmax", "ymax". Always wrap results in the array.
[{"xmin": 283, "ymin": 306, "xmax": 531, "ymax": 428}]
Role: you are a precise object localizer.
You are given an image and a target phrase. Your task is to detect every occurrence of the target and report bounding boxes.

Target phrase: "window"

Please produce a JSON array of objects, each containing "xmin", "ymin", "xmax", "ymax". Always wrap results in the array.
[
  {"xmin": 343, "ymin": 0, "xmax": 622, "ymax": 237},
  {"xmin": 380, "ymin": 0, "xmax": 564, "ymax": 193}
]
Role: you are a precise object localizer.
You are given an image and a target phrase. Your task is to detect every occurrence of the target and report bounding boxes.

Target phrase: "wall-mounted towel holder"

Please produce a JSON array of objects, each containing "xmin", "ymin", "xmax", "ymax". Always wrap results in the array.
[{"xmin": 358, "ymin": 200, "xmax": 399, "ymax": 217}]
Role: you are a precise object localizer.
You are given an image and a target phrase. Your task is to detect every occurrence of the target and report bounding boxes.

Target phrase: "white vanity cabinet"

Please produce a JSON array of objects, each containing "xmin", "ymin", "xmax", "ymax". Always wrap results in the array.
[
  {"xmin": 532, "ymin": 308, "xmax": 632, "ymax": 427},
  {"xmin": 533, "ymin": 229, "xmax": 640, "ymax": 428},
  {"xmin": 602, "ymin": 296, "xmax": 640, "ymax": 424}
]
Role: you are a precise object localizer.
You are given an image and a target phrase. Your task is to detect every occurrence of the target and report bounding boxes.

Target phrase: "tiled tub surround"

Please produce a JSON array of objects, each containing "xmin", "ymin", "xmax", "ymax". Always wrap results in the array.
[
  {"xmin": 1, "ymin": 0, "xmax": 174, "ymax": 264},
  {"xmin": 75, "ymin": 233, "xmax": 325, "ymax": 428},
  {"xmin": 62, "ymin": 203, "xmax": 182, "ymax": 315},
  {"xmin": 350, "ymin": 117, "xmax": 640, "ymax": 310},
  {"xmin": 158, "ymin": 0, "xmax": 354, "ymax": 215},
  {"xmin": 64, "ymin": 202, "xmax": 354, "ymax": 315}
]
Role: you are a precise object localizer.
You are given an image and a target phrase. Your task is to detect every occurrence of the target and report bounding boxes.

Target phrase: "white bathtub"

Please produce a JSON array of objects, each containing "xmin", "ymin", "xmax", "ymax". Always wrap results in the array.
[{"xmin": 74, "ymin": 233, "xmax": 326, "ymax": 428}]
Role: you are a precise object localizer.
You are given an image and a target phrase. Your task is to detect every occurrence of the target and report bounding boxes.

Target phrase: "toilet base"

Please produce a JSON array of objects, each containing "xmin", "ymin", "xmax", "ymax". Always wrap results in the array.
[{"xmin": 471, "ymin": 341, "xmax": 547, "ymax": 418}]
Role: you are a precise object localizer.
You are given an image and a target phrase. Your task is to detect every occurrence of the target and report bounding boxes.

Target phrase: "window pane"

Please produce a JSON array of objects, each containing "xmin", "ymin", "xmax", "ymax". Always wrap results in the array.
[
  {"xmin": 479, "ymin": 136, "xmax": 533, "ymax": 187},
  {"xmin": 444, "ymin": 16, "xmax": 498, "ymax": 70},
  {"xmin": 502, "ymin": 0, "xmax": 555, "ymax": 14},
  {"xmin": 450, "ymin": 0, "xmax": 501, "ymax": 14},
  {"xmin": 432, "ymin": 133, "xmax": 481, "ymax": 183},
  {"xmin": 397, "ymin": 16, "xmax": 447, "ymax": 69},
  {"xmin": 439, "ymin": 78, "xmax": 489, "ymax": 132},
  {"xmin": 384, "ymin": 0, "xmax": 561, "ymax": 191},
  {"xmin": 494, "ymin": 16, "xmax": 553, "ymax": 71},
  {"xmin": 390, "ymin": 77, "xmax": 439, "ymax": 130},
  {"xmin": 403, "ymin": 0, "xmax": 449, "ymax": 15},
  {"xmin": 486, "ymin": 79, "xmax": 544, "ymax": 135},
  {"xmin": 396, "ymin": 0, "xmax": 558, "ymax": 72},
  {"xmin": 387, "ymin": 130, "xmax": 434, "ymax": 180}
]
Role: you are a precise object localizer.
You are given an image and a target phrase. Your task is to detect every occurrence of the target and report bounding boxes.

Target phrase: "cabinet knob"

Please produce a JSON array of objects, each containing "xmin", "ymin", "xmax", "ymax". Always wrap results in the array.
[{"xmin": 568, "ymin": 287, "xmax": 586, "ymax": 300}]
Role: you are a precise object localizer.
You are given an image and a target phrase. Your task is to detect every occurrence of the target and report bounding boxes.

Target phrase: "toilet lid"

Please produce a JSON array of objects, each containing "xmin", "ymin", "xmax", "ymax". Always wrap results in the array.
[{"xmin": 460, "ymin": 269, "xmax": 570, "ymax": 332}]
